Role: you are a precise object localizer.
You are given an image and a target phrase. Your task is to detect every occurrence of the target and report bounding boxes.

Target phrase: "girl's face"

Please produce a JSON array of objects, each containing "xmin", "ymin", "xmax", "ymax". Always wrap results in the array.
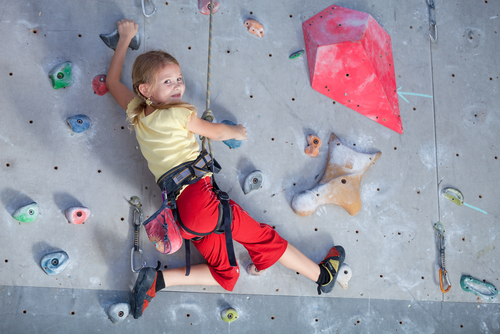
[{"xmin": 148, "ymin": 63, "xmax": 185, "ymax": 104}]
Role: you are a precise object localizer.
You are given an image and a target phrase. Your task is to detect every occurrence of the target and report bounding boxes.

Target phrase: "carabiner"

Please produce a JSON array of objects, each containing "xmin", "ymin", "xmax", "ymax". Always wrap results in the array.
[
  {"xmin": 427, "ymin": 0, "xmax": 438, "ymax": 43},
  {"xmin": 128, "ymin": 196, "xmax": 146, "ymax": 273},
  {"xmin": 131, "ymin": 247, "xmax": 146, "ymax": 273},
  {"xmin": 142, "ymin": 0, "xmax": 156, "ymax": 17},
  {"xmin": 439, "ymin": 268, "xmax": 451, "ymax": 293}
]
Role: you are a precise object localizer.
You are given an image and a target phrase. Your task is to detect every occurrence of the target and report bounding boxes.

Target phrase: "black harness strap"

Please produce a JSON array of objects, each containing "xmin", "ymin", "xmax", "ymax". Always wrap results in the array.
[{"xmin": 157, "ymin": 151, "xmax": 237, "ymax": 276}]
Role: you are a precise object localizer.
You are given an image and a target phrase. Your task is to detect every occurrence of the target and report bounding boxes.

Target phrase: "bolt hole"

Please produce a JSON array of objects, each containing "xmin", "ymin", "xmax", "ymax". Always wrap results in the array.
[
  {"xmin": 314, "ymin": 228, "xmax": 318, "ymax": 231},
  {"xmin": 380, "ymin": 275, "xmax": 383, "ymax": 278},
  {"xmin": 227, "ymin": 50, "xmax": 230, "ymax": 53},
  {"xmin": 394, "ymin": 147, "xmax": 397, "ymax": 150},
  {"xmin": 341, "ymin": 179, "xmax": 346, "ymax": 184},
  {"xmin": 76, "ymin": 212, "xmax": 82, "ymax": 217},
  {"xmin": 398, "ymin": 232, "xmax": 401, "ymax": 235},
  {"xmin": 78, "ymin": 34, "xmax": 82, "ymax": 37},
  {"xmin": 6, "ymin": 163, "xmax": 10, "ymax": 167},
  {"xmin": 410, "ymin": 26, "xmax": 413, "ymax": 29},
  {"xmin": 271, "ymin": 138, "xmax": 274, "ymax": 141},
  {"xmin": 355, "ymin": 230, "xmax": 359, "ymax": 234},
  {"xmin": 98, "ymin": 170, "xmax": 102, "ymax": 173},
  {"xmin": 9, "ymin": 72, "xmax": 13, "ymax": 76},
  {"xmin": 452, "ymin": 74, "xmax": 455, "ymax": 77},
  {"xmin": 346, "ymin": 73, "xmax": 349, "ymax": 77},
  {"xmin": 315, "ymin": 318, "xmax": 319, "ymax": 322},
  {"xmin": 460, "ymin": 325, "xmax": 463, "ymax": 328},
  {"xmin": 23, "ymin": 310, "xmax": 27, "ymax": 314},
  {"xmin": 269, "ymin": 54, "xmax": 272, "ymax": 57},
  {"xmin": 290, "ymin": 15, "xmax": 293, "ymax": 18},
  {"xmin": 332, "ymin": 101, "xmax": 336, "ymax": 104},
  {"xmin": 188, "ymin": 46, "xmax": 191, "ymax": 50},
  {"xmin": 164, "ymin": 265, "xmax": 168, "ymax": 269},
  {"xmin": 377, "ymin": 188, "xmax": 380, "ymax": 191},
  {"xmin": 479, "ymin": 195, "xmax": 482, "ymax": 198},
  {"xmin": 54, "ymin": 166, "xmax": 58, "ymax": 170},
  {"xmin": 456, "ymin": 153, "xmax": 459, "ymax": 157},
  {"xmin": 413, "ymin": 107, "xmax": 416, "ymax": 110},
  {"xmin": 417, "ymin": 191, "xmax": 420, "ymax": 194},
  {"xmin": 250, "ymin": 95, "xmax": 253, "ymax": 98},
  {"xmin": 271, "ymin": 316, "xmax": 275, "ymax": 320},
  {"xmin": 276, "ymin": 288, "xmax": 279, "ymax": 292},
  {"xmin": 400, "ymin": 321, "xmax": 403, "ymax": 324},
  {"xmin": 292, "ymin": 98, "xmax": 295, "ymax": 101},
  {"xmin": 121, "ymin": 217, "xmax": 124, "ymax": 221},
  {"xmin": 71, "ymin": 311, "xmax": 75, "ymax": 315}
]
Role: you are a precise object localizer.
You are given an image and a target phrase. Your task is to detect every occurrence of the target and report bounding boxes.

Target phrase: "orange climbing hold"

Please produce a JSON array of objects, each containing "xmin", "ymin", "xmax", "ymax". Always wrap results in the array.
[
  {"xmin": 244, "ymin": 19, "xmax": 264, "ymax": 38},
  {"xmin": 304, "ymin": 135, "xmax": 322, "ymax": 157},
  {"xmin": 65, "ymin": 207, "xmax": 90, "ymax": 225}
]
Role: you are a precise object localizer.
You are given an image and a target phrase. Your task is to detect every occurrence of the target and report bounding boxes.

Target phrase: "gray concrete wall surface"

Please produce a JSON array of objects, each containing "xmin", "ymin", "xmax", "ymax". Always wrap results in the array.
[{"xmin": 0, "ymin": 0, "xmax": 499, "ymax": 332}]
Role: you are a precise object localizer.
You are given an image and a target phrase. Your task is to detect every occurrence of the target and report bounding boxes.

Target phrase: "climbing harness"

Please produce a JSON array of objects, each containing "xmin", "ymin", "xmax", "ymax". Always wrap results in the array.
[
  {"xmin": 199, "ymin": 0, "xmax": 215, "ymax": 156},
  {"xmin": 460, "ymin": 275, "xmax": 498, "ymax": 301},
  {"xmin": 142, "ymin": 0, "xmax": 156, "ymax": 17},
  {"xmin": 129, "ymin": 196, "xmax": 147, "ymax": 273},
  {"xmin": 427, "ymin": 0, "xmax": 437, "ymax": 43},
  {"xmin": 434, "ymin": 222, "xmax": 451, "ymax": 293},
  {"xmin": 156, "ymin": 150, "xmax": 236, "ymax": 276}
]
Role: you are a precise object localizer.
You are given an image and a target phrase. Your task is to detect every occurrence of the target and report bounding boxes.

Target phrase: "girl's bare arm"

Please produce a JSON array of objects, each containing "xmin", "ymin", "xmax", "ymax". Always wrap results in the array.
[
  {"xmin": 187, "ymin": 113, "xmax": 247, "ymax": 141},
  {"xmin": 106, "ymin": 19, "xmax": 138, "ymax": 111}
]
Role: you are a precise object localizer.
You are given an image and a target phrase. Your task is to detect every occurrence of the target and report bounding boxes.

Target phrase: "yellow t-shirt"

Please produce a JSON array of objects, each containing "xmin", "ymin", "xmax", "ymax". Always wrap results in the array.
[{"xmin": 126, "ymin": 98, "xmax": 200, "ymax": 182}]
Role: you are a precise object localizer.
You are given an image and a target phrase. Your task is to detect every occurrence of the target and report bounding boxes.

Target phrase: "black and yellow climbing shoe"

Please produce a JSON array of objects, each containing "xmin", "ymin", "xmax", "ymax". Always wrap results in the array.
[{"xmin": 317, "ymin": 245, "xmax": 345, "ymax": 295}]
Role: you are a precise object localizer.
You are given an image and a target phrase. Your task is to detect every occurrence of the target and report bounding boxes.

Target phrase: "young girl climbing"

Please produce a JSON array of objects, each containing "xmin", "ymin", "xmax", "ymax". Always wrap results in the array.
[{"xmin": 106, "ymin": 19, "xmax": 346, "ymax": 319}]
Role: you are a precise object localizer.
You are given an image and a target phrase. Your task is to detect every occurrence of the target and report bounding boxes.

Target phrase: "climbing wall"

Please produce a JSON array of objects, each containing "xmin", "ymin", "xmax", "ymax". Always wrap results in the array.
[{"xmin": 1, "ymin": 0, "xmax": 499, "ymax": 332}]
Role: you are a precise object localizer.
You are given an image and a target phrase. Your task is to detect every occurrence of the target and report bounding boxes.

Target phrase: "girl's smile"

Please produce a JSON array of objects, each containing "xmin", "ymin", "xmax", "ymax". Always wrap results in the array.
[{"xmin": 146, "ymin": 62, "xmax": 185, "ymax": 104}]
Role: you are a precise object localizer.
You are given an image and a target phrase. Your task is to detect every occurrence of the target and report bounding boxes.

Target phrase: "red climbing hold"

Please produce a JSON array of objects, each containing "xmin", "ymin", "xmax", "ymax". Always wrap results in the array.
[
  {"xmin": 92, "ymin": 75, "xmax": 109, "ymax": 96},
  {"xmin": 302, "ymin": 5, "xmax": 403, "ymax": 134},
  {"xmin": 65, "ymin": 207, "xmax": 90, "ymax": 225},
  {"xmin": 198, "ymin": 0, "xmax": 220, "ymax": 15}
]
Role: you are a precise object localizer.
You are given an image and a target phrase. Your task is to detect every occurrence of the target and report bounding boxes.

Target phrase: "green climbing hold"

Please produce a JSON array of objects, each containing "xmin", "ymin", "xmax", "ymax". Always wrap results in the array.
[
  {"xmin": 460, "ymin": 275, "xmax": 498, "ymax": 301},
  {"xmin": 49, "ymin": 61, "xmax": 73, "ymax": 89},
  {"xmin": 12, "ymin": 202, "xmax": 39, "ymax": 222},
  {"xmin": 221, "ymin": 308, "xmax": 239, "ymax": 323},
  {"xmin": 289, "ymin": 50, "xmax": 304, "ymax": 59}
]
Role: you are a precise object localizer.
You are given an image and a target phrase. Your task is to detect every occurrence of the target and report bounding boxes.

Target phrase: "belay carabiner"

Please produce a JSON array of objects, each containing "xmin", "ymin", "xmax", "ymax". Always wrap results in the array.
[
  {"xmin": 129, "ymin": 196, "xmax": 147, "ymax": 273},
  {"xmin": 434, "ymin": 222, "xmax": 451, "ymax": 293}
]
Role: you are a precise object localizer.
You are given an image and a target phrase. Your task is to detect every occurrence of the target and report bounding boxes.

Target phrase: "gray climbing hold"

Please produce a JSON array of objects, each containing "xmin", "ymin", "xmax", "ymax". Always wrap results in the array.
[
  {"xmin": 40, "ymin": 251, "xmax": 69, "ymax": 275},
  {"xmin": 243, "ymin": 170, "xmax": 263, "ymax": 194},
  {"xmin": 108, "ymin": 302, "xmax": 131, "ymax": 324},
  {"xmin": 100, "ymin": 29, "xmax": 141, "ymax": 51}
]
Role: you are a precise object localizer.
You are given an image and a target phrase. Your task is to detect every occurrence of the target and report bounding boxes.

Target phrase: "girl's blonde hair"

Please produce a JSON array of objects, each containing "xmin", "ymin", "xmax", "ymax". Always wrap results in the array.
[{"xmin": 128, "ymin": 50, "xmax": 197, "ymax": 126}]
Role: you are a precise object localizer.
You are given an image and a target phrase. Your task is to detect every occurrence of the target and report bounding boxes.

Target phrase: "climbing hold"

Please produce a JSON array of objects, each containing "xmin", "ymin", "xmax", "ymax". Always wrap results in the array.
[
  {"xmin": 460, "ymin": 275, "xmax": 498, "ymax": 301},
  {"xmin": 100, "ymin": 29, "xmax": 140, "ymax": 51},
  {"xmin": 221, "ymin": 120, "xmax": 243, "ymax": 149},
  {"xmin": 92, "ymin": 75, "xmax": 109, "ymax": 96},
  {"xmin": 304, "ymin": 134, "xmax": 322, "ymax": 157},
  {"xmin": 65, "ymin": 206, "xmax": 90, "ymax": 225},
  {"xmin": 198, "ymin": 0, "xmax": 220, "ymax": 15},
  {"xmin": 244, "ymin": 18, "xmax": 264, "ymax": 38},
  {"xmin": 221, "ymin": 308, "xmax": 239, "ymax": 323},
  {"xmin": 246, "ymin": 263, "xmax": 266, "ymax": 276},
  {"xmin": 108, "ymin": 302, "xmax": 131, "ymax": 324},
  {"xmin": 441, "ymin": 187, "xmax": 487, "ymax": 214},
  {"xmin": 49, "ymin": 61, "xmax": 73, "ymax": 89},
  {"xmin": 336, "ymin": 263, "xmax": 352, "ymax": 290},
  {"xmin": 243, "ymin": 170, "xmax": 263, "ymax": 194},
  {"xmin": 40, "ymin": 251, "xmax": 69, "ymax": 275},
  {"xmin": 303, "ymin": 5, "xmax": 402, "ymax": 134},
  {"xmin": 67, "ymin": 114, "xmax": 91, "ymax": 133},
  {"xmin": 292, "ymin": 133, "xmax": 381, "ymax": 216},
  {"xmin": 289, "ymin": 50, "xmax": 304, "ymax": 59},
  {"xmin": 12, "ymin": 202, "xmax": 39, "ymax": 223}
]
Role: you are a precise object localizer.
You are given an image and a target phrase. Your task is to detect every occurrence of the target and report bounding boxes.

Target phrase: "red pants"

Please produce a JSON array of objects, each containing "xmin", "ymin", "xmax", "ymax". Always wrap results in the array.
[{"xmin": 176, "ymin": 176, "xmax": 288, "ymax": 291}]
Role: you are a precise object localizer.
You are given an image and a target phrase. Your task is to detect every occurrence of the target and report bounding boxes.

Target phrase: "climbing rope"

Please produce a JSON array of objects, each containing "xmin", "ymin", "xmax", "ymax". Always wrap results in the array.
[{"xmin": 200, "ymin": 0, "xmax": 215, "ymax": 156}]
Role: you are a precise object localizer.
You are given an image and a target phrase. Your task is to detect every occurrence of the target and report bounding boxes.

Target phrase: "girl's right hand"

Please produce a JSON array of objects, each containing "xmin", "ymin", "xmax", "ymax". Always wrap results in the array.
[{"xmin": 117, "ymin": 19, "xmax": 138, "ymax": 41}]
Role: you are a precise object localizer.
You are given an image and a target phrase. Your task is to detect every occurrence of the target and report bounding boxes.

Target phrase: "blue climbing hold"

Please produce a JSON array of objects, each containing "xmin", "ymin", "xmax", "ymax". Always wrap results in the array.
[
  {"xmin": 67, "ymin": 114, "xmax": 91, "ymax": 133},
  {"xmin": 221, "ymin": 120, "xmax": 243, "ymax": 149},
  {"xmin": 40, "ymin": 251, "xmax": 69, "ymax": 275}
]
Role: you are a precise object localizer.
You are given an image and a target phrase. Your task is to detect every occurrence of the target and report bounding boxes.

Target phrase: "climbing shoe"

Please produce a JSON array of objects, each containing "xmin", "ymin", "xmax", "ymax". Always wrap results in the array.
[
  {"xmin": 131, "ymin": 267, "xmax": 158, "ymax": 319},
  {"xmin": 317, "ymin": 245, "xmax": 345, "ymax": 295}
]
